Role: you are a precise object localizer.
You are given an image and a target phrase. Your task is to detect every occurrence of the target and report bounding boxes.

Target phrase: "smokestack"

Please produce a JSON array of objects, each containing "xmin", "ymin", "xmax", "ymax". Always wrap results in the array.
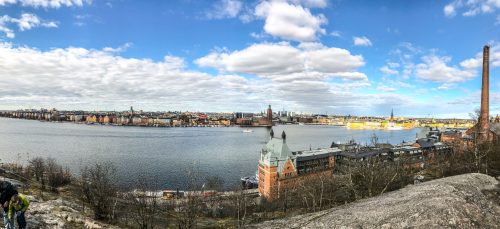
[{"xmin": 479, "ymin": 45, "xmax": 490, "ymax": 141}]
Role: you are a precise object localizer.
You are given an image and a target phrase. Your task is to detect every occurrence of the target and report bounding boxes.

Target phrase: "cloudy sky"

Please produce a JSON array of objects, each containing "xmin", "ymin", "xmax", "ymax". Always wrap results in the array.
[{"xmin": 0, "ymin": 0, "xmax": 499, "ymax": 117}]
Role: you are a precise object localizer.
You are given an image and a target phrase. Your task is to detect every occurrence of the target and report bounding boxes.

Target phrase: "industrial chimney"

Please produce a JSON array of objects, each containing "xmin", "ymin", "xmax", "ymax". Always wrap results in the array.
[{"xmin": 479, "ymin": 45, "xmax": 490, "ymax": 141}]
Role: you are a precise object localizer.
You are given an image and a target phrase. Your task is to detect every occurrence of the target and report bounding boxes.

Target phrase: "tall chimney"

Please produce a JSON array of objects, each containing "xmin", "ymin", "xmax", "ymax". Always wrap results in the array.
[{"xmin": 479, "ymin": 45, "xmax": 490, "ymax": 141}]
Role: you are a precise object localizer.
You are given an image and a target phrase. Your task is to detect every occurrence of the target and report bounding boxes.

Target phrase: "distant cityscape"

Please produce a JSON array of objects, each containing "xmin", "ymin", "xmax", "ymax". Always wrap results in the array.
[{"xmin": 0, "ymin": 105, "xmax": 475, "ymax": 129}]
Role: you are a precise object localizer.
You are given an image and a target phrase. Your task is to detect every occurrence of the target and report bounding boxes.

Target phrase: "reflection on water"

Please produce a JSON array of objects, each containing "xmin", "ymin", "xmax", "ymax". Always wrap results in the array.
[{"xmin": 0, "ymin": 118, "xmax": 420, "ymax": 189}]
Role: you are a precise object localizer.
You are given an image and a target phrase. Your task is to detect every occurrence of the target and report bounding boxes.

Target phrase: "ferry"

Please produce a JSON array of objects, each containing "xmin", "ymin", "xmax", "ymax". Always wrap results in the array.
[
  {"xmin": 387, "ymin": 122, "xmax": 403, "ymax": 130},
  {"xmin": 387, "ymin": 126, "xmax": 404, "ymax": 130},
  {"xmin": 242, "ymin": 129, "xmax": 253, "ymax": 133}
]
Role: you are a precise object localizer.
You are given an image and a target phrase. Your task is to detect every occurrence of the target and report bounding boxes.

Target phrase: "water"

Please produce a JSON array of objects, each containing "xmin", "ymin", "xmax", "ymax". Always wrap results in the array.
[{"xmin": 0, "ymin": 118, "xmax": 420, "ymax": 190}]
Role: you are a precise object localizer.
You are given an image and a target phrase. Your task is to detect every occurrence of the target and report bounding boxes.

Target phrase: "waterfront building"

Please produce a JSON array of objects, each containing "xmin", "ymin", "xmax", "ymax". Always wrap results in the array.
[
  {"xmin": 103, "ymin": 115, "xmax": 110, "ymax": 124},
  {"xmin": 132, "ymin": 117, "xmax": 142, "ymax": 125},
  {"xmin": 86, "ymin": 115, "xmax": 97, "ymax": 123},
  {"xmin": 258, "ymin": 129, "xmax": 337, "ymax": 200}
]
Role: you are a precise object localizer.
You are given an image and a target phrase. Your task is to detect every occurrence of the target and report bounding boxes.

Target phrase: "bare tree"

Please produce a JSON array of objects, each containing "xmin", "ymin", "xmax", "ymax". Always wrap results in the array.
[
  {"xmin": 126, "ymin": 174, "xmax": 162, "ymax": 229},
  {"xmin": 80, "ymin": 162, "xmax": 119, "ymax": 221},
  {"xmin": 176, "ymin": 164, "xmax": 203, "ymax": 229},
  {"xmin": 45, "ymin": 158, "xmax": 71, "ymax": 192},
  {"xmin": 28, "ymin": 157, "xmax": 45, "ymax": 189},
  {"xmin": 205, "ymin": 176, "xmax": 224, "ymax": 192},
  {"xmin": 230, "ymin": 183, "xmax": 250, "ymax": 228}
]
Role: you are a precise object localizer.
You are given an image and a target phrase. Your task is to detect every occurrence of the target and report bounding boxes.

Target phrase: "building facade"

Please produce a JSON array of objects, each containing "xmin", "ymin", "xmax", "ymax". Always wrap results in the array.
[{"xmin": 257, "ymin": 129, "xmax": 337, "ymax": 200}]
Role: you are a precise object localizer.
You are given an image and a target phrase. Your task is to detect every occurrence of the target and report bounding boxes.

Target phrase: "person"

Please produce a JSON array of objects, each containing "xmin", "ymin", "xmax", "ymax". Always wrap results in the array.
[
  {"xmin": 7, "ymin": 194, "xmax": 29, "ymax": 229},
  {"xmin": 0, "ymin": 182, "xmax": 17, "ymax": 229}
]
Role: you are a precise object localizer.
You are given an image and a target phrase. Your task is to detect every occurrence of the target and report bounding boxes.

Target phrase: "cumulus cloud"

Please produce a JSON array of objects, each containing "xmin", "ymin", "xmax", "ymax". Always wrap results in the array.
[
  {"xmin": 0, "ymin": 42, "xmax": 266, "ymax": 111},
  {"xmin": 415, "ymin": 55, "xmax": 476, "ymax": 83},
  {"xmin": 444, "ymin": 0, "xmax": 500, "ymax": 18},
  {"xmin": 195, "ymin": 42, "xmax": 365, "ymax": 79},
  {"xmin": 0, "ymin": 13, "xmax": 57, "ymax": 38},
  {"xmin": 205, "ymin": 0, "xmax": 243, "ymax": 19},
  {"xmin": 0, "ymin": 0, "xmax": 91, "ymax": 8},
  {"xmin": 196, "ymin": 43, "xmax": 304, "ymax": 75},
  {"xmin": 0, "ymin": 42, "xmax": 414, "ymax": 114},
  {"xmin": 353, "ymin": 36, "xmax": 372, "ymax": 46},
  {"xmin": 254, "ymin": 0, "xmax": 327, "ymax": 41},
  {"xmin": 460, "ymin": 44, "xmax": 500, "ymax": 68}
]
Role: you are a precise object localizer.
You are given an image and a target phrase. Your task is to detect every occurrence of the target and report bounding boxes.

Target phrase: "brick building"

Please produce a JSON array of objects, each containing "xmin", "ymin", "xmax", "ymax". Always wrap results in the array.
[{"xmin": 257, "ymin": 129, "xmax": 337, "ymax": 200}]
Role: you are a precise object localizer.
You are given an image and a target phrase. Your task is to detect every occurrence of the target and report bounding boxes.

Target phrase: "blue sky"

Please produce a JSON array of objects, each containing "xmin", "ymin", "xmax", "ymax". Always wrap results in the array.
[{"xmin": 0, "ymin": 0, "xmax": 499, "ymax": 118}]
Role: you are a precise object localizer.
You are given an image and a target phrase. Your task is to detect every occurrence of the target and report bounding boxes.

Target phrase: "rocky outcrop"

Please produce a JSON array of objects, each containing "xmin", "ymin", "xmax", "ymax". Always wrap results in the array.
[
  {"xmin": 250, "ymin": 173, "xmax": 500, "ymax": 229},
  {"xmin": 1, "ymin": 175, "xmax": 119, "ymax": 228},
  {"xmin": 26, "ymin": 196, "xmax": 120, "ymax": 229}
]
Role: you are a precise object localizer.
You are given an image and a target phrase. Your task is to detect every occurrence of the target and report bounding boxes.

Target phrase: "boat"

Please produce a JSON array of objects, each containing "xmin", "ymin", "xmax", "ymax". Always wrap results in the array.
[
  {"xmin": 243, "ymin": 129, "xmax": 253, "ymax": 133},
  {"xmin": 387, "ymin": 122, "xmax": 403, "ymax": 130},
  {"xmin": 387, "ymin": 126, "xmax": 404, "ymax": 130}
]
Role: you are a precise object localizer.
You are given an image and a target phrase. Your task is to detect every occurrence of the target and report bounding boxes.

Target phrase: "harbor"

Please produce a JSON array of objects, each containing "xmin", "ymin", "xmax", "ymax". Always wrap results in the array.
[{"xmin": 0, "ymin": 117, "xmax": 421, "ymax": 190}]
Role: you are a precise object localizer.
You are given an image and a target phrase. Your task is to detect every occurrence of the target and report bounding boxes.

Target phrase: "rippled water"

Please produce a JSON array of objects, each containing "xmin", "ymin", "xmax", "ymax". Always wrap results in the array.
[{"xmin": 0, "ymin": 117, "xmax": 420, "ymax": 190}]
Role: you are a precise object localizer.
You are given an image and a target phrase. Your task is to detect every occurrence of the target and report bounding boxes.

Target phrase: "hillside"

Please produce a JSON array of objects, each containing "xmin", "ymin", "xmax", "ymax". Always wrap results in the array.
[{"xmin": 249, "ymin": 173, "xmax": 500, "ymax": 228}]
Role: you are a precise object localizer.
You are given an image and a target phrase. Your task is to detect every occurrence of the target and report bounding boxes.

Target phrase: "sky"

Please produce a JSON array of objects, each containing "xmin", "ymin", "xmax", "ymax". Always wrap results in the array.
[{"xmin": 0, "ymin": 0, "xmax": 499, "ymax": 118}]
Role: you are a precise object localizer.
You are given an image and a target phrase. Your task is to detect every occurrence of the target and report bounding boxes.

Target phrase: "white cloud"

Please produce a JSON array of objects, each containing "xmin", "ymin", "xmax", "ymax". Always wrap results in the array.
[
  {"xmin": 0, "ymin": 42, "xmax": 264, "ymax": 111},
  {"xmin": 330, "ymin": 30, "xmax": 341, "ymax": 37},
  {"xmin": 297, "ymin": 41, "xmax": 325, "ymax": 50},
  {"xmin": 254, "ymin": 0, "xmax": 327, "ymax": 42},
  {"xmin": 0, "ymin": 0, "xmax": 91, "ymax": 8},
  {"xmin": 305, "ymin": 47, "xmax": 365, "ymax": 73},
  {"xmin": 444, "ymin": 0, "xmax": 500, "ymax": 18},
  {"xmin": 387, "ymin": 62, "xmax": 400, "ymax": 68},
  {"xmin": 437, "ymin": 83, "xmax": 455, "ymax": 90},
  {"xmin": 250, "ymin": 32, "xmax": 266, "ymax": 39},
  {"xmin": 196, "ymin": 43, "xmax": 304, "ymax": 75},
  {"xmin": 0, "ymin": 42, "xmax": 419, "ymax": 115},
  {"xmin": 444, "ymin": 3, "xmax": 457, "ymax": 17},
  {"xmin": 102, "ymin": 42, "xmax": 133, "ymax": 53},
  {"xmin": 460, "ymin": 57, "xmax": 481, "ymax": 69},
  {"xmin": 415, "ymin": 54, "xmax": 476, "ymax": 83},
  {"xmin": 195, "ymin": 42, "xmax": 365, "ymax": 78},
  {"xmin": 353, "ymin": 36, "xmax": 372, "ymax": 46},
  {"xmin": 377, "ymin": 84, "xmax": 397, "ymax": 92},
  {"xmin": 205, "ymin": 0, "xmax": 243, "ymax": 19},
  {"xmin": 0, "ymin": 13, "xmax": 57, "ymax": 38},
  {"xmin": 330, "ymin": 72, "xmax": 368, "ymax": 81},
  {"xmin": 289, "ymin": 0, "xmax": 328, "ymax": 8},
  {"xmin": 380, "ymin": 66, "xmax": 398, "ymax": 75},
  {"xmin": 459, "ymin": 44, "xmax": 500, "ymax": 69}
]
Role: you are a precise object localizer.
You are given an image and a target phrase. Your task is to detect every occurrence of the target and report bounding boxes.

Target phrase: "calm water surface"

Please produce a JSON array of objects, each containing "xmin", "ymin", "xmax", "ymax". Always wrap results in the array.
[{"xmin": 0, "ymin": 118, "xmax": 420, "ymax": 189}]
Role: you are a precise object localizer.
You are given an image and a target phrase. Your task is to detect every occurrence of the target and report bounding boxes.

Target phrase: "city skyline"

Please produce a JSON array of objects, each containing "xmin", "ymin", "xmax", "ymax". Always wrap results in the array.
[{"xmin": 0, "ymin": 0, "xmax": 499, "ymax": 118}]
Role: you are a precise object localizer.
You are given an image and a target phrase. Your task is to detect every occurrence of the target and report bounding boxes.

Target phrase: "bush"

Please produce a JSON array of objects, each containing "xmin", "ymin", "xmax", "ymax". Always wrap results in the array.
[
  {"xmin": 80, "ymin": 162, "xmax": 118, "ymax": 221},
  {"xmin": 27, "ymin": 157, "xmax": 71, "ymax": 191}
]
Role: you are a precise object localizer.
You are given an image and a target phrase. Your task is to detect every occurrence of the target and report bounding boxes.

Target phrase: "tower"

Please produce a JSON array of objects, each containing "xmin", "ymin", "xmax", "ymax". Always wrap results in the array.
[
  {"xmin": 390, "ymin": 108, "xmax": 394, "ymax": 121},
  {"xmin": 129, "ymin": 106, "xmax": 134, "ymax": 125},
  {"xmin": 478, "ymin": 45, "xmax": 490, "ymax": 141},
  {"xmin": 264, "ymin": 104, "xmax": 273, "ymax": 126},
  {"xmin": 267, "ymin": 104, "xmax": 273, "ymax": 126}
]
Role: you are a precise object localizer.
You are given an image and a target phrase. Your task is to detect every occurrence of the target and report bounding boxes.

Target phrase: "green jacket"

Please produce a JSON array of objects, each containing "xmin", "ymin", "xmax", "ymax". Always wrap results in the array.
[{"xmin": 8, "ymin": 194, "xmax": 29, "ymax": 218}]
